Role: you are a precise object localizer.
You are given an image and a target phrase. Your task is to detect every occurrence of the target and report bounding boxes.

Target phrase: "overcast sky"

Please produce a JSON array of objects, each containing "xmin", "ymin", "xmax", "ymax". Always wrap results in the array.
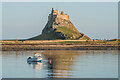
[{"xmin": 2, "ymin": 2, "xmax": 118, "ymax": 40}]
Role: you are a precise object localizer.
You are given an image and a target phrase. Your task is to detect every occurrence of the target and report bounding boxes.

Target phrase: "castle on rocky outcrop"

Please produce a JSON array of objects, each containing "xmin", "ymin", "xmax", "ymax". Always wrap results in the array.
[
  {"xmin": 48, "ymin": 8, "xmax": 70, "ymax": 21},
  {"xmin": 29, "ymin": 8, "xmax": 91, "ymax": 40}
]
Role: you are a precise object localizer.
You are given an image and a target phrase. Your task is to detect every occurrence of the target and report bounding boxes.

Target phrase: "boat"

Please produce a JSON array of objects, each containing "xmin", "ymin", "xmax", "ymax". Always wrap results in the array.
[{"xmin": 27, "ymin": 52, "xmax": 43, "ymax": 62}]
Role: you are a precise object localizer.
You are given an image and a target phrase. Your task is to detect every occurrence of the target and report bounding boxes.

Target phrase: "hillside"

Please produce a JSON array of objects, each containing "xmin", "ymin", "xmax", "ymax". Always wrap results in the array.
[{"xmin": 29, "ymin": 8, "xmax": 90, "ymax": 40}]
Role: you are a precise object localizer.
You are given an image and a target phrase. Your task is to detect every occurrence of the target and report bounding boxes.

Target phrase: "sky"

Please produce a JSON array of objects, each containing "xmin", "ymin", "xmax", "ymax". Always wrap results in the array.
[{"xmin": 2, "ymin": 2, "xmax": 118, "ymax": 40}]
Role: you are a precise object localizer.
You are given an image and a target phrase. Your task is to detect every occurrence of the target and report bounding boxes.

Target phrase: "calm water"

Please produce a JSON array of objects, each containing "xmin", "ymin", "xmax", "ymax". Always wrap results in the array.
[{"xmin": 2, "ymin": 50, "xmax": 118, "ymax": 78}]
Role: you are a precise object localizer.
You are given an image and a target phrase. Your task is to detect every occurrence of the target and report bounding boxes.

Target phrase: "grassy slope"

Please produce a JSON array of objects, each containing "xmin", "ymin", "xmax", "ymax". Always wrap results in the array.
[
  {"xmin": 56, "ymin": 26, "xmax": 80, "ymax": 39},
  {"xmin": 56, "ymin": 26, "xmax": 90, "ymax": 40},
  {"xmin": 29, "ymin": 32, "xmax": 63, "ymax": 40},
  {"xmin": 29, "ymin": 26, "xmax": 90, "ymax": 40}
]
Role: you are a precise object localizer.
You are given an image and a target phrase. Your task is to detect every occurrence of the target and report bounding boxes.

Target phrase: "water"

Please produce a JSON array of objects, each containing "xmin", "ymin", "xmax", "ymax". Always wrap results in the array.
[{"xmin": 2, "ymin": 50, "xmax": 118, "ymax": 78}]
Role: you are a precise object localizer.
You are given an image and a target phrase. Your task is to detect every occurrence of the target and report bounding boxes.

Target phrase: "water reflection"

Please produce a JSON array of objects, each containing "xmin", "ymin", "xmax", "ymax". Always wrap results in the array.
[
  {"xmin": 26, "ymin": 50, "xmax": 79, "ymax": 78},
  {"xmin": 47, "ymin": 58, "xmax": 54, "ymax": 78},
  {"xmin": 27, "ymin": 62, "xmax": 43, "ymax": 70},
  {"xmin": 2, "ymin": 50, "xmax": 118, "ymax": 78},
  {"xmin": 42, "ymin": 50, "xmax": 80, "ymax": 78}
]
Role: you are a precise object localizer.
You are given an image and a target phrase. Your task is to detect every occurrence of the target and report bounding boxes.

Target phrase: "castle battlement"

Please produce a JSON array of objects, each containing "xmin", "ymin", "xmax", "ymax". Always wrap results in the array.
[{"xmin": 48, "ymin": 8, "xmax": 69, "ymax": 21}]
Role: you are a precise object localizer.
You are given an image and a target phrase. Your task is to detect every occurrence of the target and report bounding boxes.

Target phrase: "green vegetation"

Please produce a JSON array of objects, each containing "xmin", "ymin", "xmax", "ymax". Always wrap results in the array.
[
  {"xmin": 56, "ymin": 26, "xmax": 81, "ymax": 40},
  {"xmin": 30, "ymin": 32, "xmax": 65, "ymax": 40}
]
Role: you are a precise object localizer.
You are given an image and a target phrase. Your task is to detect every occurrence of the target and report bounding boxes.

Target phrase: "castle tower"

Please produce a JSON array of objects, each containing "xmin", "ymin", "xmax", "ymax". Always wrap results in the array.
[
  {"xmin": 52, "ymin": 8, "xmax": 54, "ymax": 14},
  {"xmin": 49, "ymin": 8, "xmax": 70, "ymax": 21}
]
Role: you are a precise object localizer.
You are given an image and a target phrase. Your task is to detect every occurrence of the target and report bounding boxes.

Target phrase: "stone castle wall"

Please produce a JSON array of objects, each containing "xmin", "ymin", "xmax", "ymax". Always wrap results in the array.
[
  {"xmin": 48, "ymin": 8, "xmax": 69, "ymax": 21},
  {"xmin": 57, "ymin": 14, "xmax": 69, "ymax": 21}
]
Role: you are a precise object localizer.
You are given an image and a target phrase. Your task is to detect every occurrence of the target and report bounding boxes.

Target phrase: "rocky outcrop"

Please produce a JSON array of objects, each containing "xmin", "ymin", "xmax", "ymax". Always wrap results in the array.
[{"xmin": 29, "ymin": 8, "xmax": 91, "ymax": 40}]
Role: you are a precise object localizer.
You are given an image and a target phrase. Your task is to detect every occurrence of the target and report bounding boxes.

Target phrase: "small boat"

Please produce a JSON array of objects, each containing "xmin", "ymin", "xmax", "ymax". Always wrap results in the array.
[{"xmin": 27, "ymin": 52, "xmax": 43, "ymax": 62}]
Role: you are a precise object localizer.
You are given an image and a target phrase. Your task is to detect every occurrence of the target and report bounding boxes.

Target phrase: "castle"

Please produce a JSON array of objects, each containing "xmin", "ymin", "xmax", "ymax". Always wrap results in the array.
[
  {"xmin": 48, "ymin": 8, "xmax": 70, "ymax": 21},
  {"xmin": 29, "ymin": 8, "xmax": 91, "ymax": 40}
]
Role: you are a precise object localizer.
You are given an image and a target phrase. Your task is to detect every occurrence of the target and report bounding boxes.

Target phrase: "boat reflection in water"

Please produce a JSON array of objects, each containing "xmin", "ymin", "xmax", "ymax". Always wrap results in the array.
[
  {"xmin": 27, "ymin": 61, "xmax": 43, "ymax": 70},
  {"xmin": 27, "ymin": 50, "xmax": 83, "ymax": 78}
]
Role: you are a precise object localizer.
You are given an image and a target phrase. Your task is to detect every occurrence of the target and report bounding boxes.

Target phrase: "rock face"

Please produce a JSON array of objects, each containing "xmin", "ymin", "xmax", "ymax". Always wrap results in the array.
[{"xmin": 29, "ymin": 8, "xmax": 90, "ymax": 40}]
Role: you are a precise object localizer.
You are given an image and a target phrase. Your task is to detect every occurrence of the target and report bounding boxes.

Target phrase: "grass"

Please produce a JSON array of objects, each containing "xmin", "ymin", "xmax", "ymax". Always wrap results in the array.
[{"xmin": 56, "ymin": 26, "xmax": 81, "ymax": 40}]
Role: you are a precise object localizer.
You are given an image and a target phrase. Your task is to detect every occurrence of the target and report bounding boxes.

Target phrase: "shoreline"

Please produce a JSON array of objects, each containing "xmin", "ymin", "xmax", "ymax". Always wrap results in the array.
[
  {"xmin": 1, "ymin": 40, "xmax": 119, "ymax": 51},
  {"xmin": 2, "ymin": 44, "xmax": 119, "ymax": 51}
]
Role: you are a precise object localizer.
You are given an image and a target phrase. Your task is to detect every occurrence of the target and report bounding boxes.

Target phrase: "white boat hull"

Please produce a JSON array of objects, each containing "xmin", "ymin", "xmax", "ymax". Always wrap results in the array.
[{"xmin": 27, "ymin": 57, "xmax": 42, "ymax": 62}]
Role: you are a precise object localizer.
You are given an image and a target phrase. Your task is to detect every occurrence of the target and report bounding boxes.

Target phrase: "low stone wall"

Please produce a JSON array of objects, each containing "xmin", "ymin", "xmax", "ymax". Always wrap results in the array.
[{"xmin": 2, "ymin": 44, "xmax": 119, "ymax": 51}]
